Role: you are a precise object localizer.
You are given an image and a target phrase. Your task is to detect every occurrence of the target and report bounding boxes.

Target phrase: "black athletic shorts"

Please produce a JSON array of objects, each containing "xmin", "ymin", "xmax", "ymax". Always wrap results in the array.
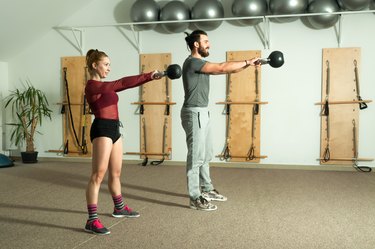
[{"xmin": 90, "ymin": 118, "xmax": 121, "ymax": 144}]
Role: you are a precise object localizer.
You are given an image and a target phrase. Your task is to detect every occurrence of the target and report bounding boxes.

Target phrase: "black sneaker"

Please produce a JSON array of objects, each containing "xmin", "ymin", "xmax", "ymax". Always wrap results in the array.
[
  {"xmin": 84, "ymin": 219, "xmax": 110, "ymax": 235},
  {"xmin": 202, "ymin": 189, "xmax": 227, "ymax": 202},
  {"xmin": 190, "ymin": 196, "xmax": 217, "ymax": 211},
  {"xmin": 112, "ymin": 205, "xmax": 140, "ymax": 218}
]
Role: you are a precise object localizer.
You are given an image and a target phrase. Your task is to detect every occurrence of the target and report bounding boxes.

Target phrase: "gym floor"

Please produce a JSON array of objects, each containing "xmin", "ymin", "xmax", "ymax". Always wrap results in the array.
[{"xmin": 1, "ymin": 159, "xmax": 375, "ymax": 249}]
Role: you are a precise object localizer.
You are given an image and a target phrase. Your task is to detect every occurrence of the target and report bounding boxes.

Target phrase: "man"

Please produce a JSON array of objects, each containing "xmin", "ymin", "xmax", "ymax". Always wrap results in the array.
[{"xmin": 181, "ymin": 30, "xmax": 260, "ymax": 211}]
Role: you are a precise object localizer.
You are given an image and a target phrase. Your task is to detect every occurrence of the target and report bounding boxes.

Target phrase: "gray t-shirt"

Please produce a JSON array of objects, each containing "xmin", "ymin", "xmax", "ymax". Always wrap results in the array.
[{"xmin": 182, "ymin": 55, "xmax": 210, "ymax": 108}]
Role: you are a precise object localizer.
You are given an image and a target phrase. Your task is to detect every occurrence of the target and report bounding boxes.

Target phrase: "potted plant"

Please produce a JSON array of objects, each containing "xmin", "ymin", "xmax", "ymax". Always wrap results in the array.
[{"xmin": 5, "ymin": 79, "xmax": 52, "ymax": 163}]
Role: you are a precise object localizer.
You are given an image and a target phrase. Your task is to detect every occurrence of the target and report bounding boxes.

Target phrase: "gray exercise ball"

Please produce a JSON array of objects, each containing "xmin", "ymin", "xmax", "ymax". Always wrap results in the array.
[
  {"xmin": 130, "ymin": 0, "xmax": 160, "ymax": 30},
  {"xmin": 232, "ymin": 0, "xmax": 268, "ymax": 26},
  {"xmin": 269, "ymin": 0, "xmax": 308, "ymax": 23},
  {"xmin": 306, "ymin": 0, "xmax": 340, "ymax": 29},
  {"xmin": 191, "ymin": 0, "xmax": 224, "ymax": 31},
  {"xmin": 160, "ymin": 1, "xmax": 190, "ymax": 33},
  {"xmin": 337, "ymin": 0, "xmax": 370, "ymax": 10}
]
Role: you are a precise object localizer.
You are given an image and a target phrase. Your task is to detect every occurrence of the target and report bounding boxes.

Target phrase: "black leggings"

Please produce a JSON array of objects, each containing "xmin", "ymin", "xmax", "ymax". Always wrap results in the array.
[{"xmin": 90, "ymin": 118, "xmax": 121, "ymax": 144}]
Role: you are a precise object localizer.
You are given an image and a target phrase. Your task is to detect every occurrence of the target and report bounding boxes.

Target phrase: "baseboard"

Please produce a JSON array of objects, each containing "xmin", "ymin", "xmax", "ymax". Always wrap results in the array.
[{"xmin": 30, "ymin": 156, "xmax": 371, "ymax": 172}]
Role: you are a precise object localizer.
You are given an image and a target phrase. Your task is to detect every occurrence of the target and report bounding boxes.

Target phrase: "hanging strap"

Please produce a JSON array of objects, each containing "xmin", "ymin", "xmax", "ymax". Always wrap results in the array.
[
  {"xmin": 220, "ymin": 104, "xmax": 231, "ymax": 161},
  {"xmin": 81, "ymin": 94, "xmax": 88, "ymax": 154},
  {"xmin": 254, "ymin": 67, "xmax": 259, "ymax": 115},
  {"xmin": 322, "ymin": 115, "xmax": 330, "ymax": 162},
  {"xmin": 220, "ymin": 75, "xmax": 232, "ymax": 161},
  {"xmin": 164, "ymin": 64, "xmax": 170, "ymax": 116},
  {"xmin": 63, "ymin": 67, "xmax": 85, "ymax": 153},
  {"xmin": 140, "ymin": 64, "xmax": 146, "ymax": 115},
  {"xmin": 353, "ymin": 60, "xmax": 368, "ymax": 110},
  {"xmin": 322, "ymin": 60, "xmax": 330, "ymax": 116},
  {"xmin": 141, "ymin": 117, "xmax": 148, "ymax": 166},
  {"xmin": 151, "ymin": 118, "xmax": 168, "ymax": 166},
  {"xmin": 352, "ymin": 119, "xmax": 371, "ymax": 172},
  {"xmin": 246, "ymin": 106, "xmax": 256, "ymax": 161}
]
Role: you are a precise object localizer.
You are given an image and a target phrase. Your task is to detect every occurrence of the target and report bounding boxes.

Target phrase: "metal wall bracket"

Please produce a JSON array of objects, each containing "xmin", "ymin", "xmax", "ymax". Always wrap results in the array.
[
  {"xmin": 54, "ymin": 10, "xmax": 375, "ymax": 55},
  {"xmin": 54, "ymin": 27, "xmax": 85, "ymax": 55}
]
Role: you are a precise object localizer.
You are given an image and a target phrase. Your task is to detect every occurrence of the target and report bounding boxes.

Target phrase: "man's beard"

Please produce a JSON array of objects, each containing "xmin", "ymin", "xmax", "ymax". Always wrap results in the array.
[{"xmin": 198, "ymin": 46, "xmax": 209, "ymax": 57}]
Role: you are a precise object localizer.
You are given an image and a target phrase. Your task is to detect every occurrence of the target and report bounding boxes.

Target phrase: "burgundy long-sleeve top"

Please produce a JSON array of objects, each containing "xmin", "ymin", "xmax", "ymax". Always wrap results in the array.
[{"xmin": 85, "ymin": 72, "xmax": 153, "ymax": 120}]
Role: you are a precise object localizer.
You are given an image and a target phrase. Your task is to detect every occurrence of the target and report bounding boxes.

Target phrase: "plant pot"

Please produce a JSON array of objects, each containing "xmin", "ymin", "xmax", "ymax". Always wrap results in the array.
[{"xmin": 21, "ymin": 151, "xmax": 38, "ymax": 163}]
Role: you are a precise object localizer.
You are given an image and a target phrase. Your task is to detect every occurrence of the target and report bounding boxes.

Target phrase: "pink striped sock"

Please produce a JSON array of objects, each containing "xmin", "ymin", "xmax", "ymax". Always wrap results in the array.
[
  {"xmin": 112, "ymin": 195, "xmax": 125, "ymax": 210},
  {"xmin": 87, "ymin": 204, "xmax": 98, "ymax": 221}
]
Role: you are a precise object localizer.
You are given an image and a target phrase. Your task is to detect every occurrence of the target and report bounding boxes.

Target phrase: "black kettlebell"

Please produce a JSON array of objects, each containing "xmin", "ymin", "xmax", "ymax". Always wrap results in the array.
[
  {"xmin": 259, "ymin": 51, "xmax": 284, "ymax": 68},
  {"xmin": 163, "ymin": 64, "xmax": 182, "ymax": 79}
]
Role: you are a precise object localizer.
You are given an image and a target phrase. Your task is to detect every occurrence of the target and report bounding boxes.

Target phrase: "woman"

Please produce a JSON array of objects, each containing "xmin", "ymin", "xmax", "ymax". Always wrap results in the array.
[{"xmin": 84, "ymin": 49, "xmax": 163, "ymax": 235}]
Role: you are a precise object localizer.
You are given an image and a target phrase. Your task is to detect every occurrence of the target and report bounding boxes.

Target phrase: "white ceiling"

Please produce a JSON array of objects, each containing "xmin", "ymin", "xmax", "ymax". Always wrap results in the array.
[{"xmin": 0, "ymin": 0, "xmax": 94, "ymax": 61}]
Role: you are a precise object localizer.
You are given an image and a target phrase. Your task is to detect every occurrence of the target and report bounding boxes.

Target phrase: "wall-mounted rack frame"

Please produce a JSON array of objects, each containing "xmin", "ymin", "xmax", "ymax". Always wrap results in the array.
[{"xmin": 54, "ymin": 10, "xmax": 375, "ymax": 54}]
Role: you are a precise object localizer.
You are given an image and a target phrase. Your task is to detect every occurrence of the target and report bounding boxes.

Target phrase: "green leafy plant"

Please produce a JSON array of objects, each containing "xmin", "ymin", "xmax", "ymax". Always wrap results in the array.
[{"xmin": 5, "ymin": 80, "xmax": 52, "ymax": 152}]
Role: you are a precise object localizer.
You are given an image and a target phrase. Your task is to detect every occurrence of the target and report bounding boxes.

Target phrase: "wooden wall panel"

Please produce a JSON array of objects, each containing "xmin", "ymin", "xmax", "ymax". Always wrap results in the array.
[
  {"xmin": 218, "ymin": 50, "xmax": 267, "ymax": 163},
  {"xmin": 60, "ymin": 56, "xmax": 92, "ymax": 157}
]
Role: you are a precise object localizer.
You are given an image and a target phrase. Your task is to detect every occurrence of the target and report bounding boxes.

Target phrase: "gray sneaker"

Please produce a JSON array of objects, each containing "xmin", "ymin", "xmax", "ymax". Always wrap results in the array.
[
  {"xmin": 202, "ymin": 189, "xmax": 227, "ymax": 202},
  {"xmin": 190, "ymin": 196, "xmax": 217, "ymax": 211},
  {"xmin": 112, "ymin": 205, "xmax": 140, "ymax": 218}
]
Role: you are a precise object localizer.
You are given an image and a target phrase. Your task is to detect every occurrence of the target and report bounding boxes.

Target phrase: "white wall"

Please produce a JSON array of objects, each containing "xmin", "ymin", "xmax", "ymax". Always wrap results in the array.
[
  {"xmin": 0, "ymin": 61, "xmax": 9, "ymax": 153},
  {"xmin": 6, "ymin": 0, "xmax": 375, "ymax": 167}
]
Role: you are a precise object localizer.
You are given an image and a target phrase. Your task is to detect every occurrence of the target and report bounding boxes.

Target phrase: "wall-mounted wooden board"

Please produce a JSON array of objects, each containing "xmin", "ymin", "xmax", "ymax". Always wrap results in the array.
[
  {"xmin": 219, "ymin": 50, "xmax": 266, "ymax": 163},
  {"xmin": 320, "ymin": 48, "xmax": 360, "ymax": 165},
  {"xmin": 60, "ymin": 56, "xmax": 91, "ymax": 157},
  {"xmin": 138, "ymin": 53, "xmax": 172, "ymax": 161}
]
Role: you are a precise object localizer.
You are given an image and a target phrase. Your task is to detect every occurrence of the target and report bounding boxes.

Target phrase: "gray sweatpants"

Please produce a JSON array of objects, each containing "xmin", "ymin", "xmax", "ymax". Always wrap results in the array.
[{"xmin": 181, "ymin": 107, "xmax": 214, "ymax": 201}]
